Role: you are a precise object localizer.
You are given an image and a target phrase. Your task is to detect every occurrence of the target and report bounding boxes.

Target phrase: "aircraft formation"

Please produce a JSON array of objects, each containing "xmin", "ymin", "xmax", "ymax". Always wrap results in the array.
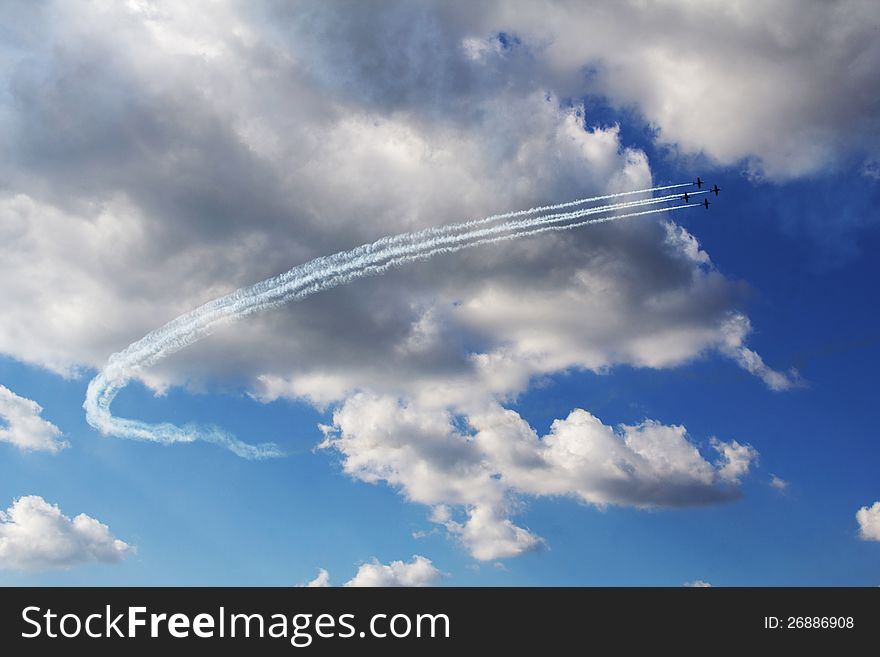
[
  {"xmin": 683, "ymin": 176, "xmax": 721, "ymax": 209},
  {"xmin": 85, "ymin": 177, "xmax": 722, "ymax": 456}
]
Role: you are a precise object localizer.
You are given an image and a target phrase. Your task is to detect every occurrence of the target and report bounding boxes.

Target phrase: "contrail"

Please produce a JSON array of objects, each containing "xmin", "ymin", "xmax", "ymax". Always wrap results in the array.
[
  {"xmin": 84, "ymin": 185, "xmax": 698, "ymax": 458},
  {"xmin": 88, "ymin": 192, "xmax": 691, "ymax": 388},
  {"xmin": 91, "ymin": 189, "xmax": 692, "ymax": 375},
  {"xmin": 371, "ymin": 182, "xmax": 696, "ymax": 247},
  {"xmin": 93, "ymin": 191, "xmax": 687, "ymax": 378}
]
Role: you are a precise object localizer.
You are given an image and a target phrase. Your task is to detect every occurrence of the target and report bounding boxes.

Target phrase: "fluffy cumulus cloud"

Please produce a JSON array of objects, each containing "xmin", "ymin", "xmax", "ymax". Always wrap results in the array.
[
  {"xmin": 486, "ymin": 0, "xmax": 880, "ymax": 179},
  {"xmin": 0, "ymin": 495, "xmax": 132, "ymax": 570},
  {"xmin": 856, "ymin": 501, "xmax": 880, "ymax": 542},
  {"xmin": 303, "ymin": 568, "xmax": 330, "ymax": 588},
  {"xmin": 300, "ymin": 556, "xmax": 443, "ymax": 587},
  {"xmin": 269, "ymin": 0, "xmax": 880, "ymax": 180},
  {"xmin": 0, "ymin": 385, "xmax": 68, "ymax": 453},
  {"xmin": 319, "ymin": 394, "xmax": 757, "ymax": 560},
  {"xmin": 684, "ymin": 580, "xmax": 712, "ymax": 588},
  {"xmin": 345, "ymin": 556, "xmax": 443, "ymax": 587},
  {"xmin": 0, "ymin": 1, "xmax": 816, "ymax": 557}
]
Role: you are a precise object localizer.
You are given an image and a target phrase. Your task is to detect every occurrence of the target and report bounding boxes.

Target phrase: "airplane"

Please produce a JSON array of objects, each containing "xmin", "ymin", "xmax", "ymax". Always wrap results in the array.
[
  {"xmin": 694, "ymin": 176, "xmax": 704, "ymax": 189},
  {"xmin": 682, "ymin": 191, "xmax": 691, "ymax": 202},
  {"xmin": 710, "ymin": 184, "xmax": 721, "ymax": 196},
  {"xmin": 702, "ymin": 198, "xmax": 710, "ymax": 209}
]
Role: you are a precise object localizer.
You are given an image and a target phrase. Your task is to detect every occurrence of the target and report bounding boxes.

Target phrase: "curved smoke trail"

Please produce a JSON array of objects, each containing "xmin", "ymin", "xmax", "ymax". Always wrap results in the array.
[{"xmin": 84, "ymin": 185, "xmax": 700, "ymax": 458}]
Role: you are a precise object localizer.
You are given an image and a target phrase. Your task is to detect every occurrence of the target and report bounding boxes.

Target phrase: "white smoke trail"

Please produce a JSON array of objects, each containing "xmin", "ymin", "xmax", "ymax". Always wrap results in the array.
[
  {"xmin": 90, "ymin": 192, "xmax": 688, "ymax": 392},
  {"xmin": 378, "ymin": 182, "xmax": 696, "ymax": 245},
  {"xmin": 94, "ymin": 191, "xmax": 689, "ymax": 377},
  {"xmin": 84, "ymin": 186, "xmax": 698, "ymax": 458}
]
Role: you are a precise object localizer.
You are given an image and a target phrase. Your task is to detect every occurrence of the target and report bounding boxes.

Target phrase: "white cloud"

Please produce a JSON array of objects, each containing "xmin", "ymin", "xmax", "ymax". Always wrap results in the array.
[
  {"xmin": 722, "ymin": 343, "xmax": 801, "ymax": 392},
  {"xmin": 713, "ymin": 439, "xmax": 760, "ymax": 482},
  {"xmin": 436, "ymin": 505, "xmax": 545, "ymax": 562},
  {"xmin": 684, "ymin": 580, "xmax": 712, "ymax": 588},
  {"xmin": 482, "ymin": 0, "xmax": 880, "ymax": 179},
  {"xmin": 320, "ymin": 394, "xmax": 757, "ymax": 559},
  {"xmin": 0, "ymin": 495, "xmax": 132, "ymax": 570},
  {"xmin": 769, "ymin": 474, "xmax": 789, "ymax": 492},
  {"xmin": 344, "ymin": 555, "xmax": 444, "ymax": 587},
  {"xmin": 302, "ymin": 568, "xmax": 330, "ymax": 588},
  {"xmin": 0, "ymin": 385, "xmax": 68, "ymax": 453},
  {"xmin": 856, "ymin": 501, "xmax": 880, "ymax": 542},
  {"xmin": 299, "ymin": 557, "xmax": 443, "ymax": 587}
]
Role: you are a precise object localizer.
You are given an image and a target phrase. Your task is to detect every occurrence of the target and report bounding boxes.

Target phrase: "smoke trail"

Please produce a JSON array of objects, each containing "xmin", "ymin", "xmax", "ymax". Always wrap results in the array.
[
  {"xmin": 94, "ymin": 192, "xmax": 687, "ymax": 377},
  {"xmin": 84, "ymin": 187, "xmax": 697, "ymax": 458},
  {"xmin": 366, "ymin": 183, "xmax": 697, "ymax": 250},
  {"xmin": 90, "ymin": 193, "xmax": 686, "ymax": 389}
]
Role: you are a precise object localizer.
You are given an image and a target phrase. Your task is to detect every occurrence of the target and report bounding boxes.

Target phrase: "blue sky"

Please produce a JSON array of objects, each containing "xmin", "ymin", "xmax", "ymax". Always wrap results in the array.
[{"xmin": 1, "ymin": 1, "xmax": 879, "ymax": 586}]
